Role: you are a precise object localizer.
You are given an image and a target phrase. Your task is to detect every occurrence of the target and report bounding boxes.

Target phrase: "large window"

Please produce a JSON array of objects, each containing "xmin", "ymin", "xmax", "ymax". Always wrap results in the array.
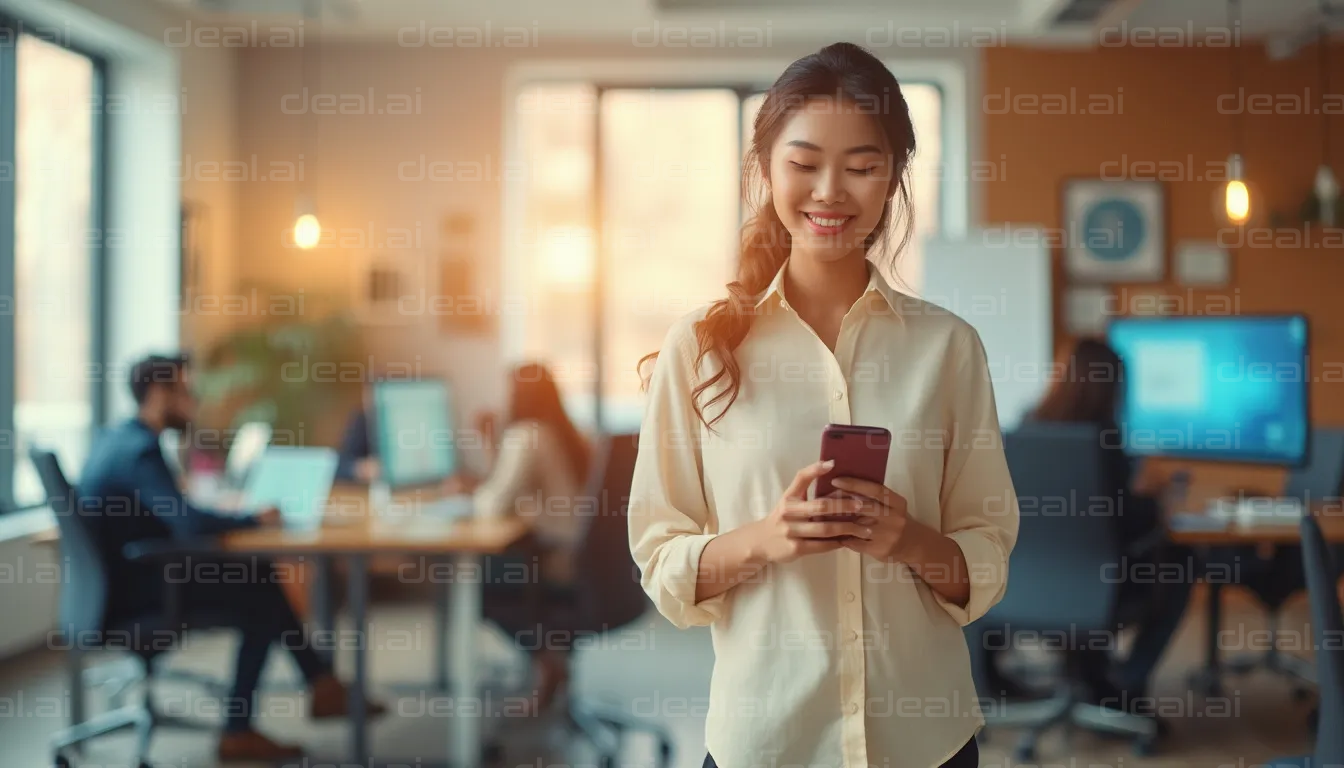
[
  {"xmin": 0, "ymin": 27, "xmax": 104, "ymax": 510},
  {"xmin": 509, "ymin": 75, "xmax": 943, "ymax": 432}
]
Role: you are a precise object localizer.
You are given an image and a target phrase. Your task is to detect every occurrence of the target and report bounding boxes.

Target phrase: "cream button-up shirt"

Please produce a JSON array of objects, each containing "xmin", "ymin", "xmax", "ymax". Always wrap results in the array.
[{"xmin": 628, "ymin": 260, "xmax": 1020, "ymax": 768}]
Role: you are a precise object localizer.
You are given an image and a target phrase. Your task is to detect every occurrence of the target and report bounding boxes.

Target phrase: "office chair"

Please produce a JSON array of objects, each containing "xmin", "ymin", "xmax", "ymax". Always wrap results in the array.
[
  {"xmin": 970, "ymin": 423, "xmax": 1158, "ymax": 760},
  {"xmin": 31, "ymin": 447, "xmax": 227, "ymax": 768},
  {"xmin": 1295, "ymin": 514, "xmax": 1344, "ymax": 764},
  {"xmin": 488, "ymin": 432, "xmax": 672, "ymax": 768},
  {"xmin": 1213, "ymin": 428, "xmax": 1344, "ymax": 694}
]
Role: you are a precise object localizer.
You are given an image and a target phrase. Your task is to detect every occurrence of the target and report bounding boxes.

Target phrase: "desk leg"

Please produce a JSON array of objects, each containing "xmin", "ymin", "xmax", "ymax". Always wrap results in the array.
[
  {"xmin": 348, "ymin": 554, "xmax": 370, "ymax": 767},
  {"xmin": 449, "ymin": 552, "xmax": 482, "ymax": 768},
  {"xmin": 311, "ymin": 554, "xmax": 336, "ymax": 666},
  {"xmin": 1200, "ymin": 581, "xmax": 1225, "ymax": 697},
  {"xmin": 435, "ymin": 558, "xmax": 450, "ymax": 692}
]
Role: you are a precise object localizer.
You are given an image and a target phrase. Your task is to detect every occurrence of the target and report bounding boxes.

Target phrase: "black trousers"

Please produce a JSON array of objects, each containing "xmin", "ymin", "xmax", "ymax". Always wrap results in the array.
[
  {"xmin": 183, "ymin": 573, "xmax": 332, "ymax": 732},
  {"xmin": 704, "ymin": 736, "xmax": 979, "ymax": 768}
]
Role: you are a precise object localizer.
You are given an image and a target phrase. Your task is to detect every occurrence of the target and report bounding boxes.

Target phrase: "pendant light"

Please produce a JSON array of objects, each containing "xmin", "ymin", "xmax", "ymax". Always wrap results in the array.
[
  {"xmin": 1224, "ymin": 0, "xmax": 1251, "ymax": 225},
  {"xmin": 293, "ymin": 0, "xmax": 321, "ymax": 249},
  {"xmin": 1316, "ymin": 20, "xmax": 1338, "ymax": 226}
]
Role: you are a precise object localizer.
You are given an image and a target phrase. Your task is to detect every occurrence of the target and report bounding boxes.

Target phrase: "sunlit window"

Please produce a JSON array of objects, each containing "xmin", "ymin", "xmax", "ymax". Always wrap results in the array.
[{"xmin": 11, "ymin": 34, "xmax": 97, "ymax": 506}]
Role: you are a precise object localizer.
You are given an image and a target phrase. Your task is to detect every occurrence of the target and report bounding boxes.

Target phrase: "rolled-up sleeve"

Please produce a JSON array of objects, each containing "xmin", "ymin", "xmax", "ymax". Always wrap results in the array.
[
  {"xmin": 628, "ymin": 317, "xmax": 727, "ymax": 630},
  {"xmin": 933, "ymin": 326, "xmax": 1020, "ymax": 626}
]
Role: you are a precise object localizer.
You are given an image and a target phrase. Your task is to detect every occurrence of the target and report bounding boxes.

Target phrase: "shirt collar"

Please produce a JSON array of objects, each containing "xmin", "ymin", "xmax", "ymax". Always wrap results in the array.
[{"xmin": 754, "ymin": 257, "xmax": 905, "ymax": 324}]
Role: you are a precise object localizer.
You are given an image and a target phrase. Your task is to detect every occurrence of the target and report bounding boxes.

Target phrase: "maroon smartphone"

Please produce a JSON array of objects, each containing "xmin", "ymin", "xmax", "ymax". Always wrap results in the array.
[{"xmin": 812, "ymin": 424, "xmax": 892, "ymax": 508}]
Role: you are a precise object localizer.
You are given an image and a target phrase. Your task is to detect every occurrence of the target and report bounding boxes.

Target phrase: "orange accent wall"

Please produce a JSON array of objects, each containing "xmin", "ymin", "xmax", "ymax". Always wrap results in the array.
[{"xmin": 983, "ymin": 44, "xmax": 1344, "ymax": 490}]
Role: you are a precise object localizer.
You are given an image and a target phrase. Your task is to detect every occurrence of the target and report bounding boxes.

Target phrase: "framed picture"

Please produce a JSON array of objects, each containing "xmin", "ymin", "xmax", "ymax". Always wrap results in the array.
[
  {"xmin": 1063, "ymin": 286, "xmax": 1111, "ymax": 337},
  {"xmin": 349, "ymin": 251, "xmax": 426, "ymax": 326},
  {"xmin": 436, "ymin": 212, "xmax": 491, "ymax": 335},
  {"xmin": 1174, "ymin": 240, "xmax": 1231, "ymax": 287},
  {"xmin": 1063, "ymin": 179, "xmax": 1165, "ymax": 283}
]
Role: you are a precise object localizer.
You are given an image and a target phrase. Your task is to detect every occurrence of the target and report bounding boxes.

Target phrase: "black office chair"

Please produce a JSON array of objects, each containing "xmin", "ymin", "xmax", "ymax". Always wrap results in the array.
[
  {"xmin": 554, "ymin": 432, "xmax": 674, "ymax": 768},
  {"xmin": 1214, "ymin": 428, "xmax": 1344, "ymax": 693},
  {"xmin": 32, "ymin": 447, "xmax": 225, "ymax": 768},
  {"xmin": 970, "ymin": 423, "xmax": 1158, "ymax": 760},
  {"xmin": 1296, "ymin": 514, "xmax": 1344, "ymax": 765}
]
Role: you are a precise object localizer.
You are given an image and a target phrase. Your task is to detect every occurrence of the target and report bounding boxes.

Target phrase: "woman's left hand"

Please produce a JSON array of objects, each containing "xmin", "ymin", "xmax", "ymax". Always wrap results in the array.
[{"xmin": 827, "ymin": 477, "xmax": 913, "ymax": 562}]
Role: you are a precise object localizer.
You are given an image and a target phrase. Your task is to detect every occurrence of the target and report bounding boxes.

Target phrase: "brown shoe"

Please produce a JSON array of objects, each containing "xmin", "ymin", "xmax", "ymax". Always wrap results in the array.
[
  {"xmin": 217, "ymin": 729, "xmax": 305, "ymax": 762},
  {"xmin": 309, "ymin": 673, "xmax": 389, "ymax": 720}
]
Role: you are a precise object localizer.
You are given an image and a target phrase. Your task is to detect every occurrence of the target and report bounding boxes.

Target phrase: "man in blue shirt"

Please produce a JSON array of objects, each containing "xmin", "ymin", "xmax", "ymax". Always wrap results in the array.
[{"xmin": 78, "ymin": 354, "xmax": 382, "ymax": 762}]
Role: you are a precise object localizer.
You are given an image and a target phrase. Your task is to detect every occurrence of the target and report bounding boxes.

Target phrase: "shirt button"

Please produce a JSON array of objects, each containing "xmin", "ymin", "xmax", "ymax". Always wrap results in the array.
[
  {"xmin": 848, "ymin": 702, "xmax": 860, "ymax": 715},
  {"xmin": 780, "ymin": 299, "xmax": 790, "ymax": 311},
  {"xmin": 848, "ymin": 629, "xmax": 859, "ymax": 641},
  {"xmin": 833, "ymin": 389, "xmax": 844, "ymax": 401},
  {"xmin": 845, "ymin": 591, "xmax": 856, "ymax": 603}
]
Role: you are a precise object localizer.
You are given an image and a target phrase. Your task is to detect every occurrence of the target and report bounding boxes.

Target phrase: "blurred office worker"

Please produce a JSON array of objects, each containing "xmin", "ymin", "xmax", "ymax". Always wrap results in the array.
[
  {"xmin": 985, "ymin": 338, "xmax": 1193, "ymax": 716},
  {"xmin": 336, "ymin": 361, "xmax": 591, "ymax": 713},
  {"xmin": 454, "ymin": 362, "xmax": 593, "ymax": 715},
  {"xmin": 77, "ymin": 354, "xmax": 382, "ymax": 762}
]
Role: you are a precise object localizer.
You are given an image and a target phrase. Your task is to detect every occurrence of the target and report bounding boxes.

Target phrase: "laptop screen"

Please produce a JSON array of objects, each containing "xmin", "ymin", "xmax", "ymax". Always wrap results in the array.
[{"xmin": 243, "ymin": 447, "xmax": 339, "ymax": 529}]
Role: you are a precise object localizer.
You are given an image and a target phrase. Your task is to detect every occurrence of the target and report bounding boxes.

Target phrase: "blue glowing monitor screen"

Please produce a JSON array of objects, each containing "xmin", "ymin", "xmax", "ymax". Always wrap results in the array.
[
  {"xmin": 372, "ymin": 379, "xmax": 457, "ymax": 487},
  {"xmin": 1108, "ymin": 315, "xmax": 1309, "ymax": 466}
]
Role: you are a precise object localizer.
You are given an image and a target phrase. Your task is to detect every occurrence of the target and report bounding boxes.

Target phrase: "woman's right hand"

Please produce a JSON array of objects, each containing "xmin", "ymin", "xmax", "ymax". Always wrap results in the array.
[{"xmin": 747, "ymin": 460, "xmax": 867, "ymax": 565}]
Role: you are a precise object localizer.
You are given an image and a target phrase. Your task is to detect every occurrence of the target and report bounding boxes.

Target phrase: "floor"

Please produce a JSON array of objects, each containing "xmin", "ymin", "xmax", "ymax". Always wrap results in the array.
[{"xmin": 0, "ymin": 585, "xmax": 1319, "ymax": 768}]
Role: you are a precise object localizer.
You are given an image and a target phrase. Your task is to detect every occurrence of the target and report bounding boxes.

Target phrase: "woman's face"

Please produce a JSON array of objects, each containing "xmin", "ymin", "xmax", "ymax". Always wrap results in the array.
[{"xmin": 767, "ymin": 96, "xmax": 894, "ymax": 263}]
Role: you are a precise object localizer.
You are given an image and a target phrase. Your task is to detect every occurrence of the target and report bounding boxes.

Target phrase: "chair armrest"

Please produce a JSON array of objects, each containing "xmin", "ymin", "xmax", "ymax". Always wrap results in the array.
[{"xmin": 122, "ymin": 537, "xmax": 222, "ymax": 561}]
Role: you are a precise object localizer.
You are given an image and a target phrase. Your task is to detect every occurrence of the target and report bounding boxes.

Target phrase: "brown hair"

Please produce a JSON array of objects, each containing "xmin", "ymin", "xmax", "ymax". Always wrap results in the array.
[
  {"xmin": 639, "ymin": 42, "xmax": 917, "ymax": 430},
  {"xmin": 1031, "ymin": 338, "xmax": 1125, "ymax": 427},
  {"xmin": 507, "ymin": 362, "xmax": 590, "ymax": 485}
]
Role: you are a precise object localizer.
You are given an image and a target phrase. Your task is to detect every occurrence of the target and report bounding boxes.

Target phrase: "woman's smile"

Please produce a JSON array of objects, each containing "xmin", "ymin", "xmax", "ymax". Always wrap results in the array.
[{"xmin": 803, "ymin": 211, "xmax": 853, "ymax": 235}]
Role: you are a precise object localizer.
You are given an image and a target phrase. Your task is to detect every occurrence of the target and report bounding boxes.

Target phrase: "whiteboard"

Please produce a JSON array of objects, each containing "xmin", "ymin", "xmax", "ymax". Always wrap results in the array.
[{"xmin": 920, "ymin": 231, "xmax": 1053, "ymax": 432}]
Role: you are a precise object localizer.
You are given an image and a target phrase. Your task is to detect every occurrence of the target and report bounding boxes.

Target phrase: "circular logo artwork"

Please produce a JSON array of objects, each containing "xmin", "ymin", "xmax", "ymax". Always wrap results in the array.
[{"xmin": 1082, "ymin": 198, "xmax": 1146, "ymax": 261}]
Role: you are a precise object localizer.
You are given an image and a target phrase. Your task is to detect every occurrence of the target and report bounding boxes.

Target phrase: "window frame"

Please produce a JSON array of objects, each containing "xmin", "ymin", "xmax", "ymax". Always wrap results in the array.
[
  {"xmin": 502, "ymin": 58, "xmax": 964, "ymax": 432},
  {"xmin": 0, "ymin": 15, "xmax": 109, "ymax": 512}
]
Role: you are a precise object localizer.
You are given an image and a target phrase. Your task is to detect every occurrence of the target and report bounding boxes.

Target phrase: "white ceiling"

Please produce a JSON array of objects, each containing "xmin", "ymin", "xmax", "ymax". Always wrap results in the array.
[{"xmin": 150, "ymin": 0, "xmax": 1328, "ymax": 46}]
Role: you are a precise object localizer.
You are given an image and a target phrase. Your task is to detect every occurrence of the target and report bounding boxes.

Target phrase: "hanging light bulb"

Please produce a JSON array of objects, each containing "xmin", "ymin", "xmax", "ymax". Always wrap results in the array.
[
  {"xmin": 1316, "ymin": 25, "xmax": 1336, "ymax": 227},
  {"xmin": 293, "ymin": 195, "xmax": 321, "ymax": 250},
  {"xmin": 1225, "ymin": 153, "xmax": 1250, "ymax": 225},
  {"xmin": 1316, "ymin": 164, "xmax": 1339, "ymax": 227},
  {"xmin": 294, "ymin": 213, "xmax": 321, "ymax": 249},
  {"xmin": 292, "ymin": 0, "xmax": 322, "ymax": 252}
]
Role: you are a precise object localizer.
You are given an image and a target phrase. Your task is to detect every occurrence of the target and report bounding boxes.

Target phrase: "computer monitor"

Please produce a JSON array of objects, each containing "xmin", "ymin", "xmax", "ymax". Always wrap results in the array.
[
  {"xmin": 370, "ymin": 378, "xmax": 457, "ymax": 488},
  {"xmin": 1108, "ymin": 314, "xmax": 1310, "ymax": 466}
]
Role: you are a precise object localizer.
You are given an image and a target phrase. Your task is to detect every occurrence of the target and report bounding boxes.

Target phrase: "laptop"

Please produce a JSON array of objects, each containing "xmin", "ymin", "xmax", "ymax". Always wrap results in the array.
[{"xmin": 243, "ymin": 446, "xmax": 340, "ymax": 530}]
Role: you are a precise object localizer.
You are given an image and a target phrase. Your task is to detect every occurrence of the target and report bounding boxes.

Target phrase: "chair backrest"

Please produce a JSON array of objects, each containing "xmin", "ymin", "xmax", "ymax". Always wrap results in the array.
[
  {"xmin": 1284, "ymin": 428, "xmax": 1344, "ymax": 503},
  {"xmin": 1299, "ymin": 514, "xmax": 1344, "ymax": 764},
  {"xmin": 572, "ymin": 432, "xmax": 648, "ymax": 630},
  {"xmin": 983, "ymin": 422, "xmax": 1121, "ymax": 633},
  {"xmin": 30, "ymin": 447, "xmax": 110, "ymax": 638}
]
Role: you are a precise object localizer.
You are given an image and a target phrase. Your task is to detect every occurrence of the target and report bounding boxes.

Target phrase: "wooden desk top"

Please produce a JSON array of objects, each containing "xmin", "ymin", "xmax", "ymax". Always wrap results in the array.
[
  {"xmin": 30, "ymin": 484, "xmax": 533, "ymax": 556},
  {"xmin": 1164, "ymin": 486, "xmax": 1344, "ymax": 546}
]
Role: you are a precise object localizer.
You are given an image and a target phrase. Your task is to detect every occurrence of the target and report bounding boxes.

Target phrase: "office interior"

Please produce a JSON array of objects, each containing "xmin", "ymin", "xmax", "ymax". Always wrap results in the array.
[{"xmin": 1, "ymin": 0, "xmax": 1343, "ymax": 766}]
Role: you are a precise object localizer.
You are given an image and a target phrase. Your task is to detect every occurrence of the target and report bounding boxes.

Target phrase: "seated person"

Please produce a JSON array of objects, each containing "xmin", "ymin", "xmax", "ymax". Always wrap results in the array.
[
  {"xmin": 335, "ymin": 399, "xmax": 378, "ymax": 483},
  {"xmin": 77, "ymin": 354, "xmax": 383, "ymax": 763},
  {"xmin": 981, "ymin": 339, "xmax": 1194, "ymax": 715},
  {"xmin": 464, "ymin": 362, "xmax": 592, "ymax": 714},
  {"xmin": 336, "ymin": 363, "xmax": 590, "ymax": 714}
]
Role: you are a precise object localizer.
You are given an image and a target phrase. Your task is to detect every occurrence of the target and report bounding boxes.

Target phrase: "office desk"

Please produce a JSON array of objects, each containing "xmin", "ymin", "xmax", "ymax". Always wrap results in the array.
[
  {"xmin": 221, "ymin": 484, "xmax": 531, "ymax": 767},
  {"xmin": 35, "ymin": 485, "xmax": 532, "ymax": 768},
  {"xmin": 1164, "ymin": 489, "xmax": 1344, "ymax": 697}
]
